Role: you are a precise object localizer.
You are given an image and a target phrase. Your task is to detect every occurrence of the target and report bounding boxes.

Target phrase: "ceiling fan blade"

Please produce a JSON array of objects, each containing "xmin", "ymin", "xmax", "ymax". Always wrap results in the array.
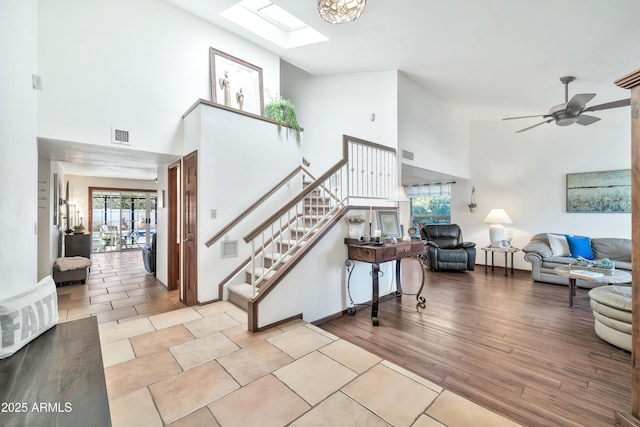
[
  {"xmin": 567, "ymin": 93, "xmax": 596, "ymax": 110},
  {"xmin": 583, "ymin": 98, "xmax": 631, "ymax": 112},
  {"xmin": 576, "ymin": 114, "xmax": 600, "ymax": 126},
  {"xmin": 502, "ymin": 114, "xmax": 547, "ymax": 121},
  {"xmin": 515, "ymin": 119, "xmax": 553, "ymax": 133}
]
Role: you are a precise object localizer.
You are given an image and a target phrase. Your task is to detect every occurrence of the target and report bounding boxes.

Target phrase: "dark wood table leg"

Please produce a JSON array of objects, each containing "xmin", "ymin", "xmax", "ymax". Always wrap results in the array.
[
  {"xmin": 510, "ymin": 252, "xmax": 515, "ymax": 274},
  {"xmin": 371, "ymin": 263, "xmax": 380, "ymax": 326},
  {"xmin": 569, "ymin": 277, "xmax": 576, "ymax": 308},
  {"xmin": 503, "ymin": 252, "xmax": 508, "ymax": 276},
  {"xmin": 395, "ymin": 258, "xmax": 403, "ymax": 296},
  {"xmin": 491, "ymin": 252, "xmax": 495, "ymax": 271},
  {"xmin": 484, "ymin": 250, "xmax": 488, "ymax": 274}
]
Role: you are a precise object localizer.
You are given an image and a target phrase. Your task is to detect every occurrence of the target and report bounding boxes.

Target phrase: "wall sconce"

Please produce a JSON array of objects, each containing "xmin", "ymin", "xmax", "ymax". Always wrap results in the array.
[{"xmin": 467, "ymin": 186, "xmax": 477, "ymax": 212}]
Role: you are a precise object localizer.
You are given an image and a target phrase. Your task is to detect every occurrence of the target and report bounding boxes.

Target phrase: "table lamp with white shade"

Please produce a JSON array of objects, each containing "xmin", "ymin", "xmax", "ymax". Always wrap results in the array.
[{"xmin": 483, "ymin": 209, "xmax": 513, "ymax": 247}]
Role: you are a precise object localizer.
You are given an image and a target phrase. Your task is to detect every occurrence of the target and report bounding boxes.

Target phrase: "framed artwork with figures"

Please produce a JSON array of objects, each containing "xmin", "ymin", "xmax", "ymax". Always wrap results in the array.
[
  {"xmin": 209, "ymin": 48, "xmax": 264, "ymax": 116},
  {"xmin": 377, "ymin": 210, "xmax": 401, "ymax": 237}
]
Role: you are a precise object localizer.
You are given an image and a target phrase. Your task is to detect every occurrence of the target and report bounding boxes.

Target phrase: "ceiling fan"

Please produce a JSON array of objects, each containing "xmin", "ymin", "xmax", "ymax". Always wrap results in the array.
[{"xmin": 502, "ymin": 76, "xmax": 630, "ymax": 133}]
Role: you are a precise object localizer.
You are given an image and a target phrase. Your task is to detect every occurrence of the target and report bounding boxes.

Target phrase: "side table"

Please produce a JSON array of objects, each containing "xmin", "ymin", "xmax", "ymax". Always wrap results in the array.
[{"xmin": 481, "ymin": 246, "xmax": 520, "ymax": 277}]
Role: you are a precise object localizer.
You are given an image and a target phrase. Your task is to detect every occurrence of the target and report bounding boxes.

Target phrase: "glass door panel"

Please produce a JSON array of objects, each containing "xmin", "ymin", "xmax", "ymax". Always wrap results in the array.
[{"xmin": 91, "ymin": 190, "xmax": 157, "ymax": 253}]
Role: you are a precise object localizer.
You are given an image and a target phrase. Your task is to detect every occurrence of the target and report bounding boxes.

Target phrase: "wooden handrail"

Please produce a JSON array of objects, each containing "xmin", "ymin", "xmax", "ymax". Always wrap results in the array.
[
  {"xmin": 342, "ymin": 134, "xmax": 396, "ymax": 154},
  {"xmin": 205, "ymin": 166, "xmax": 312, "ymax": 247}
]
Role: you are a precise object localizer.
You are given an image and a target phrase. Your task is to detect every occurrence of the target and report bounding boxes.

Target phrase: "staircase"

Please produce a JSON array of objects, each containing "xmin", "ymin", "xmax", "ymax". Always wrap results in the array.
[
  {"xmin": 208, "ymin": 135, "xmax": 398, "ymax": 331},
  {"xmin": 227, "ymin": 185, "xmax": 337, "ymax": 311}
]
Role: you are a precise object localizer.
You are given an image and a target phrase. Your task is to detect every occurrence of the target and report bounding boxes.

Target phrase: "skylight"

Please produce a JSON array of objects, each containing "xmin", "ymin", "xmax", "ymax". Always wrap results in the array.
[{"xmin": 221, "ymin": 1, "xmax": 328, "ymax": 49}]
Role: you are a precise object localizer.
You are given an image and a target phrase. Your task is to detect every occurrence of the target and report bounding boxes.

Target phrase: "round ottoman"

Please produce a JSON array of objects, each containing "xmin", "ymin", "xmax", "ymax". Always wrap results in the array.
[{"xmin": 588, "ymin": 285, "xmax": 631, "ymax": 351}]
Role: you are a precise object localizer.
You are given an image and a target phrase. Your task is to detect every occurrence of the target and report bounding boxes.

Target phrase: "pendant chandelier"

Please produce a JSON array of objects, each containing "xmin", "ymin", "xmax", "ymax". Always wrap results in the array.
[{"xmin": 318, "ymin": 0, "xmax": 366, "ymax": 24}]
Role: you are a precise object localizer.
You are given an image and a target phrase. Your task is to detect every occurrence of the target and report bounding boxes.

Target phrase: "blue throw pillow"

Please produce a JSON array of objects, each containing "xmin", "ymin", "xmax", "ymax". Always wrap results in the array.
[{"xmin": 565, "ymin": 235, "xmax": 594, "ymax": 260}]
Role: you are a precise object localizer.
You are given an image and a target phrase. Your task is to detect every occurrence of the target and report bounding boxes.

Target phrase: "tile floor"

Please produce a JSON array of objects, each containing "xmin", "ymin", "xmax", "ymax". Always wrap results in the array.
[
  {"xmin": 60, "ymin": 251, "xmax": 521, "ymax": 426},
  {"xmin": 56, "ymin": 250, "xmax": 185, "ymax": 325},
  {"xmin": 100, "ymin": 304, "xmax": 522, "ymax": 426}
]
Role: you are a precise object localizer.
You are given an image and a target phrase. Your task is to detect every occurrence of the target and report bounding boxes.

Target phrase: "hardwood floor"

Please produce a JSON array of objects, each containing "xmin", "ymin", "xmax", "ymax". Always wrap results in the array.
[{"xmin": 318, "ymin": 258, "xmax": 631, "ymax": 427}]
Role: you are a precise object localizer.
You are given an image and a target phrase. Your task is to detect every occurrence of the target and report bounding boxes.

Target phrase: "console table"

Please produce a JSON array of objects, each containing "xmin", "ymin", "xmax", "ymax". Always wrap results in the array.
[{"xmin": 345, "ymin": 239, "xmax": 426, "ymax": 326}]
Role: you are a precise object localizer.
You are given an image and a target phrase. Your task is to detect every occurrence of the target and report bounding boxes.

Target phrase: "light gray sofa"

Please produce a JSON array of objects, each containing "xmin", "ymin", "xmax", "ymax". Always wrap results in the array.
[{"xmin": 522, "ymin": 233, "xmax": 631, "ymax": 287}]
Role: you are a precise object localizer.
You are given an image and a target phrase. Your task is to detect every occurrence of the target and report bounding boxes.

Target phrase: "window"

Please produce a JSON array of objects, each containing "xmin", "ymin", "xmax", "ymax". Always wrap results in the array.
[{"xmin": 410, "ymin": 196, "xmax": 451, "ymax": 229}]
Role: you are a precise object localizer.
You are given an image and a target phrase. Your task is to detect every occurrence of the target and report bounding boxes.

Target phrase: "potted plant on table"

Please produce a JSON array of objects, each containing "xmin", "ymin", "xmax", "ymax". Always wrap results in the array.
[{"xmin": 264, "ymin": 96, "xmax": 301, "ymax": 139}]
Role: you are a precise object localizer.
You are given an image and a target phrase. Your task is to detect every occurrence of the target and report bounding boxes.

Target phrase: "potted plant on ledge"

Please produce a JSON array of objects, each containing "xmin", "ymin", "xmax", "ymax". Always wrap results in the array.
[{"xmin": 264, "ymin": 96, "xmax": 301, "ymax": 140}]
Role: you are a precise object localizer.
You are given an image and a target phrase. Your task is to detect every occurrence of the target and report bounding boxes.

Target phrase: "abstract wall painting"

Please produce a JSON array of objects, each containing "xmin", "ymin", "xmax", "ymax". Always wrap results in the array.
[{"xmin": 566, "ymin": 169, "xmax": 631, "ymax": 213}]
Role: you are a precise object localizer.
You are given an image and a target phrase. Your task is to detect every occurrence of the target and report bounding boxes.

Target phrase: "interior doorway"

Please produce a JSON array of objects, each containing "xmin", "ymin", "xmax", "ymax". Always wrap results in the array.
[
  {"xmin": 183, "ymin": 151, "xmax": 198, "ymax": 306},
  {"xmin": 167, "ymin": 161, "xmax": 180, "ymax": 291}
]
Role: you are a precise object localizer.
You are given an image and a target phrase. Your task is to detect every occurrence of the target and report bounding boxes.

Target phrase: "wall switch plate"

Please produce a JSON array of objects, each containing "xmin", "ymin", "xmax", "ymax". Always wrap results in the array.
[{"xmin": 211, "ymin": 209, "xmax": 217, "ymax": 219}]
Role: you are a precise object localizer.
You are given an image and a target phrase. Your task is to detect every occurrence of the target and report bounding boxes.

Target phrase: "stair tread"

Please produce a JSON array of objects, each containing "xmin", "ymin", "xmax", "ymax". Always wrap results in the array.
[
  {"xmin": 279, "ymin": 239, "xmax": 306, "ymax": 246},
  {"xmin": 263, "ymin": 252, "xmax": 292, "ymax": 261},
  {"xmin": 246, "ymin": 267, "xmax": 276, "ymax": 280},
  {"xmin": 228, "ymin": 283, "xmax": 257, "ymax": 298}
]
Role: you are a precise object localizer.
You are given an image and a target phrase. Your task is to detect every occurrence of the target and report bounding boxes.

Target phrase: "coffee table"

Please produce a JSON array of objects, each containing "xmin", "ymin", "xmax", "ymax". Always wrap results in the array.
[{"xmin": 554, "ymin": 265, "xmax": 632, "ymax": 308}]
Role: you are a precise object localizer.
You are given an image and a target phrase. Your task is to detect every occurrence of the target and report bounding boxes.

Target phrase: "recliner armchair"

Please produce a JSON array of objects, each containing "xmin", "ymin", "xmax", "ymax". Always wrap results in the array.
[
  {"xmin": 420, "ymin": 224, "xmax": 476, "ymax": 271},
  {"xmin": 142, "ymin": 232, "xmax": 156, "ymax": 275}
]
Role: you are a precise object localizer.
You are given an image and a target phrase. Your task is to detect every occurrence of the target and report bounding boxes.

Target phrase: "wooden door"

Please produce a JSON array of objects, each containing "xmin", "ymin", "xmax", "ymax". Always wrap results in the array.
[
  {"xmin": 182, "ymin": 151, "xmax": 198, "ymax": 306},
  {"xmin": 167, "ymin": 161, "xmax": 180, "ymax": 291}
]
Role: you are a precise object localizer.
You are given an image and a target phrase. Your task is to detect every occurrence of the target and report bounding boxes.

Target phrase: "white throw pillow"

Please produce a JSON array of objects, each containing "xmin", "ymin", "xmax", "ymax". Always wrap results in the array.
[
  {"xmin": 0, "ymin": 276, "xmax": 58, "ymax": 359},
  {"xmin": 547, "ymin": 233, "xmax": 570, "ymax": 257}
]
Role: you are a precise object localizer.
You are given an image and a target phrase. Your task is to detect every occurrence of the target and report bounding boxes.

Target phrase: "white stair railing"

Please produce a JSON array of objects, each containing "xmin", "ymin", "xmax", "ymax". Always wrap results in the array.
[
  {"xmin": 346, "ymin": 136, "xmax": 396, "ymax": 200},
  {"xmin": 246, "ymin": 165, "xmax": 347, "ymax": 298}
]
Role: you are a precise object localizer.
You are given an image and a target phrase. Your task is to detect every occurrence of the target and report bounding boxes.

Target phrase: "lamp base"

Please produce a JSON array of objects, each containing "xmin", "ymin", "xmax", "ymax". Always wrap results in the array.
[{"xmin": 488, "ymin": 224, "xmax": 505, "ymax": 247}]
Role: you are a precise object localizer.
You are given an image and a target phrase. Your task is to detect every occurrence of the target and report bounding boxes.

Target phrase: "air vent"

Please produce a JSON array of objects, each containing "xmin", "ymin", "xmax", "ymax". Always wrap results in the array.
[
  {"xmin": 402, "ymin": 150, "xmax": 414, "ymax": 161},
  {"xmin": 111, "ymin": 128, "xmax": 130, "ymax": 145},
  {"xmin": 221, "ymin": 240, "xmax": 238, "ymax": 258}
]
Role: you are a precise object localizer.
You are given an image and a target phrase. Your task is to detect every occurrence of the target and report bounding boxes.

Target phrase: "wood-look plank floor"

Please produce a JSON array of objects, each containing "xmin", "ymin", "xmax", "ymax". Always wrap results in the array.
[{"xmin": 318, "ymin": 258, "xmax": 631, "ymax": 427}]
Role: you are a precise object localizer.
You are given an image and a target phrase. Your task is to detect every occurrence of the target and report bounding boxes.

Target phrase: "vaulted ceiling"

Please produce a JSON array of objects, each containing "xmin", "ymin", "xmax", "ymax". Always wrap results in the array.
[
  {"xmin": 47, "ymin": 1, "xmax": 640, "ymax": 180},
  {"xmin": 167, "ymin": 0, "xmax": 640, "ymax": 129}
]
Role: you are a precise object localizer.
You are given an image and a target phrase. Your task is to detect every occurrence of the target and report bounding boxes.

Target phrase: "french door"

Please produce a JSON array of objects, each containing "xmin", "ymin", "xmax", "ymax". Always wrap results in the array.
[{"xmin": 89, "ymin": 189, "xmax": 157, "ymax": 252}]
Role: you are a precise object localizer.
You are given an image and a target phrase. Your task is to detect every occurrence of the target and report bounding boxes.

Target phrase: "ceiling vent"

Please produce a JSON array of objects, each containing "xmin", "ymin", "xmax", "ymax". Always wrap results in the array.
[
  {"xmin": 111, "ymin": 128, "xmax": 130, "ymax": 145},
  {"xmin": 402, "ymin": 150, "xmax": 414, "ymax": 161}
]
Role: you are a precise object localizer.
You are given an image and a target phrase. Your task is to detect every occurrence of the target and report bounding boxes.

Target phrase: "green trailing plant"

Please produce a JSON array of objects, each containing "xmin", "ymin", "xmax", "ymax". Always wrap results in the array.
[{"xmin": 264, "ymin": 97, "xmax": 301, "ymax": 139}]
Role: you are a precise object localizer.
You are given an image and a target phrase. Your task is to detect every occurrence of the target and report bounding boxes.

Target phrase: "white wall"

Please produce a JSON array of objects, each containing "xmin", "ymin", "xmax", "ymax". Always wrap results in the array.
[
  {"xmin": 282, "ymin": 63, "xmax": 399, "ymax": 175},
  {"xmin": 397, "ymin": 72, "xmax": 470, "ymax": 180},
  {"xmin": 37, "ymin": 0, "xmax": 285, "ymax": 290},
  {"xmin": 1, "ymin": 0, "xmax": 39, "ymax": 297},
  {"xmin": 454, "ymin": 120, "xmax": 631, "ymax": 270},
  {"xmin": 186, "ymin": 104, "xmax": 304, "ymax": 302},
  {"xmin": 37, "ymin": 0, "xmax": 281, "ymax": 155}
]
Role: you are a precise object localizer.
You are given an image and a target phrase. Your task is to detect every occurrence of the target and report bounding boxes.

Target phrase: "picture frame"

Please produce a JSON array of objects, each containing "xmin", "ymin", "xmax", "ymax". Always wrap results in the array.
[
  {"xmin": 210, "ymin": 48, "xmax": 264, "ymax": 116},
  {"xmin": 376, "ymin": 210, "xmax": 401, "ymax": 237},
  {"xmin": 566, "ymin": 169, "xmax": 631, "ymax": 213}
]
